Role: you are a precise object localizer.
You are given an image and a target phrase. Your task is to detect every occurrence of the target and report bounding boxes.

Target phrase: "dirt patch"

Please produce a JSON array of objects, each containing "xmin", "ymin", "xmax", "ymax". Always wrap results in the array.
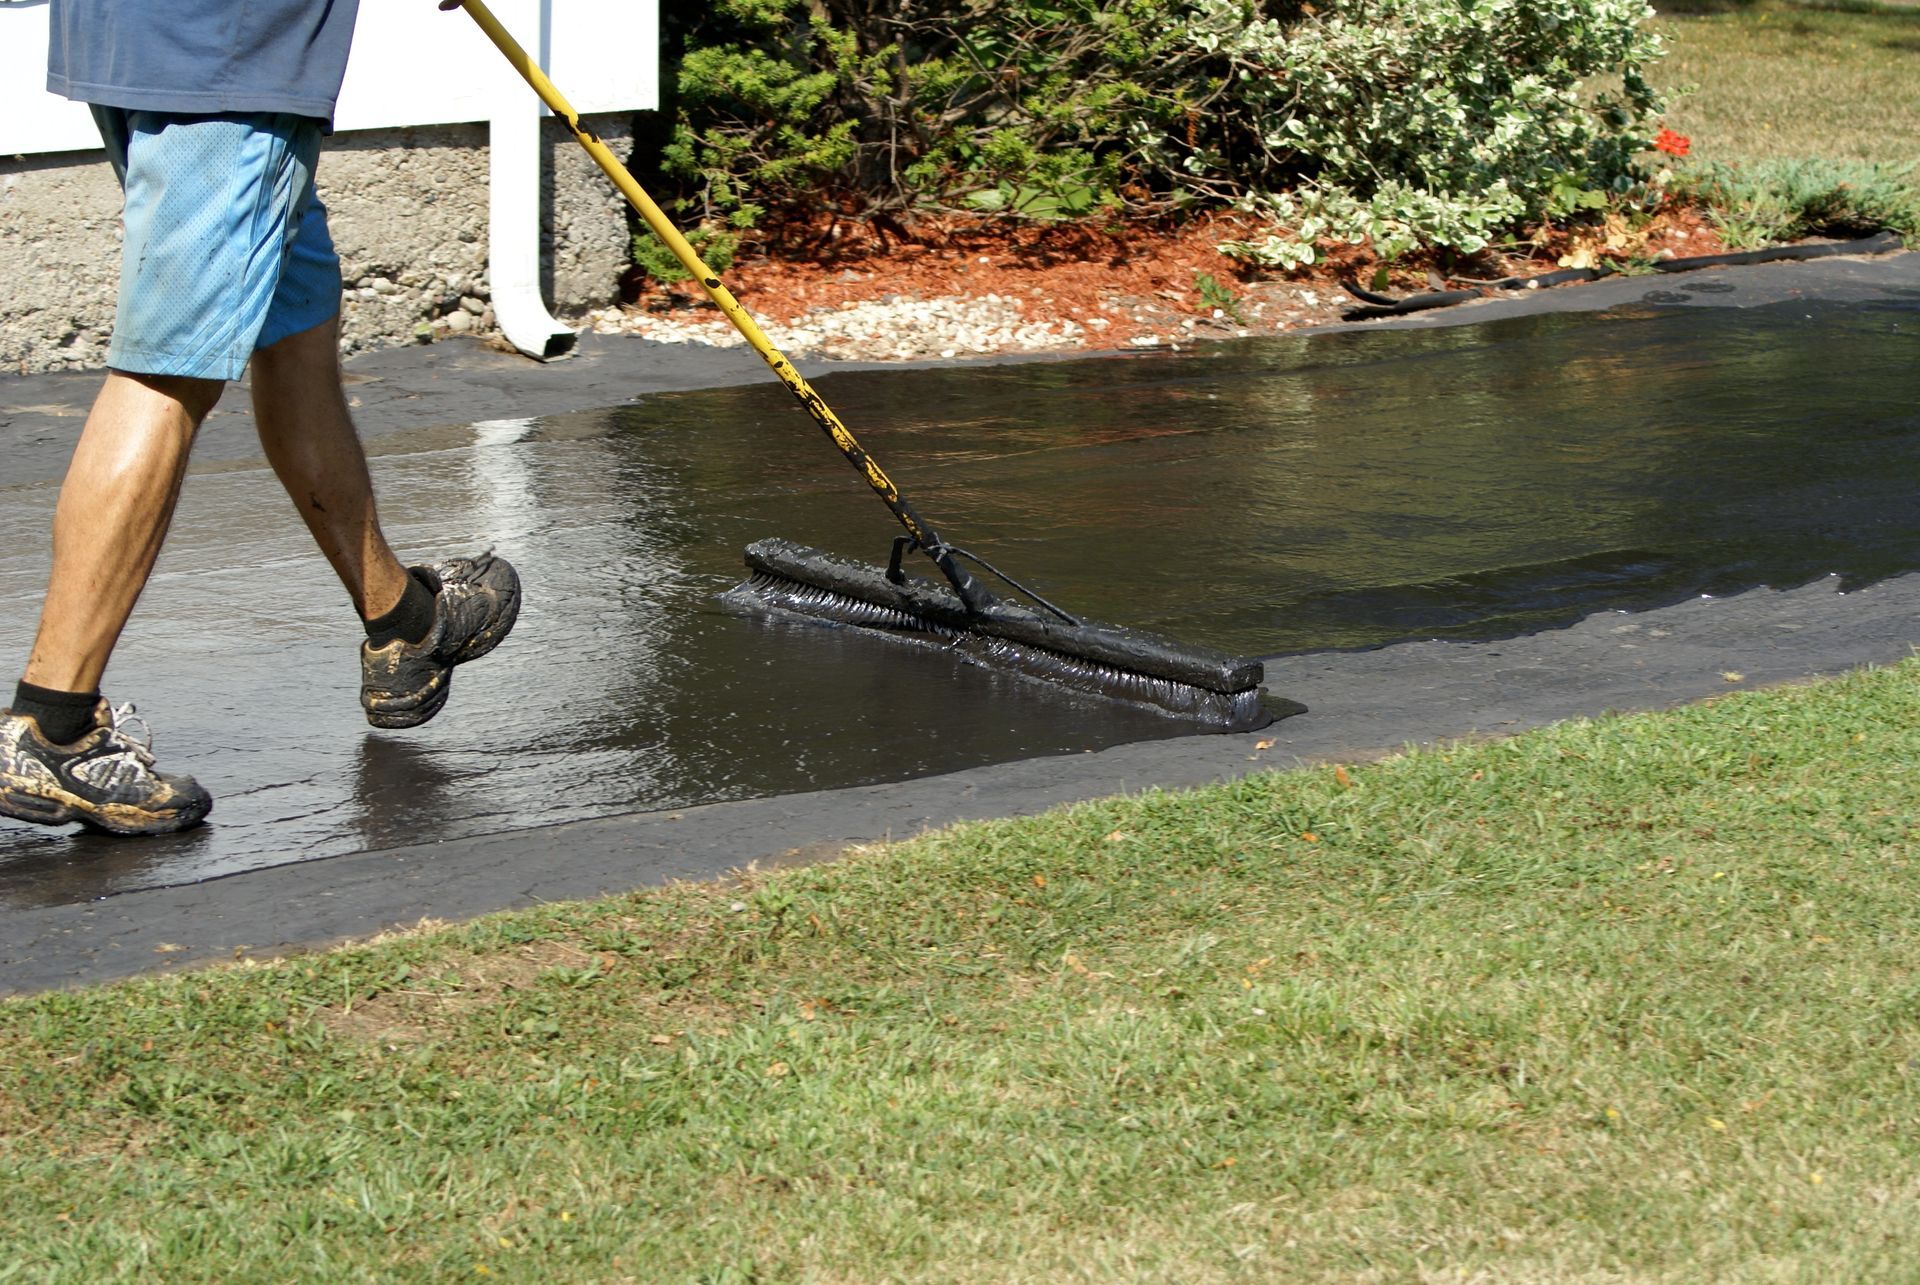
[
  {"xmin": 314, "ymin": 936, "xmax": 648, "ymax": 1046},
  {"xmin": 312, "ymin": 927, "xmax": 746, "ymax": 1051},
  {"xmin": 314, "ymin": 943, "xmax": 571, "ymax": 1049}
]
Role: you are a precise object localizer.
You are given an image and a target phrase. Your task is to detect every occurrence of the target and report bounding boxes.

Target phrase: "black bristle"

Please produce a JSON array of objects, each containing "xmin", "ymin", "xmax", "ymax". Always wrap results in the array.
[
  {"xmin": 722, "ymin": 561, "xmax": 1299, "ymax": 733},
  {"xmin": 736, "ymin": 571, "xmax": 950, "ymax": 634}
]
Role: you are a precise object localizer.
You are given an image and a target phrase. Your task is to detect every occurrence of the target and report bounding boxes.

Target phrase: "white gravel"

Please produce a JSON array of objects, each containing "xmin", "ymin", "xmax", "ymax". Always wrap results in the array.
[{"xmin": 583, "ymin": 293, "xmax": 1086, "ymax": 361}]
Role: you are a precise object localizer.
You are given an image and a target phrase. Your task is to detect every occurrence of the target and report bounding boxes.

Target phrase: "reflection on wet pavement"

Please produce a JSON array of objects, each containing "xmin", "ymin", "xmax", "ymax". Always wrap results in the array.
[{"xmin": 1, "ymin": 298, "xmax": 1916, "ymax": 902}]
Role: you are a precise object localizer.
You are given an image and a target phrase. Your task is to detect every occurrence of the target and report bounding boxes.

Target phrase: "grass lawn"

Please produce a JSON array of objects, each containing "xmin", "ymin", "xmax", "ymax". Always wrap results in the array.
[
  {"xmin": 6, "ymin": 659, "xmax": 1920, "ymax": 1280},
  {"xmin": 1655, "ymin": 2, "xmax": 1920, "ymax": 166}
]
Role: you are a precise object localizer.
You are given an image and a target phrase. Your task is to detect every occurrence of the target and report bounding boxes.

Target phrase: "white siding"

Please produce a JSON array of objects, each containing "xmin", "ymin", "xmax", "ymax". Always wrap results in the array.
[{"xmin": 0, "ymin": 0, "xmax": 658, "ymax": 155}]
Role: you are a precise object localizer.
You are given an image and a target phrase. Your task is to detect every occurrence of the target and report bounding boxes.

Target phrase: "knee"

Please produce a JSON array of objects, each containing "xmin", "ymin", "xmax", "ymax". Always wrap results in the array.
[{"xmin": 119, "ymin": 371, "xmax": 226, "ymax": 425}]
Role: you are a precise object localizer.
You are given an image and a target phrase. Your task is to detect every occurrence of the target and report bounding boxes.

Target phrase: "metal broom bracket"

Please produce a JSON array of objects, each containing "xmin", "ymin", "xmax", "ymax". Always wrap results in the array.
[{"xmin": 886, "ymin": 537, "xmax": 914, "ymax": 586}]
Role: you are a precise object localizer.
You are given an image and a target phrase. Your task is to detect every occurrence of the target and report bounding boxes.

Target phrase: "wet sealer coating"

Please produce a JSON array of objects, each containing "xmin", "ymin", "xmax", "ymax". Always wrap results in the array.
[{"xmin": 1, "ymin": 295, "xmax": 1917, "ymax": 904}]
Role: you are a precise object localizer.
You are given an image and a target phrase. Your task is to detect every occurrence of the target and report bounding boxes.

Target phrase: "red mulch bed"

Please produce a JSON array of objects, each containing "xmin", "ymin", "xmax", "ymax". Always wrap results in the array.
[{"xmin": 628, "ymin": 207, "xmax": 1731, "ymax": 350}]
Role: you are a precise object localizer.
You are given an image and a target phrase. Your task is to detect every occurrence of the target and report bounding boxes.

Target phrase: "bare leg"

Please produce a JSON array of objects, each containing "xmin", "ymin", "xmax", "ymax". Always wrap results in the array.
[
  {"xmin": 249, "ymin": 313, "xmax": 411, "ymax": 620},
  {"xmin": 23, "ymin": 372, "xmax": 224, "ymax": 693}
]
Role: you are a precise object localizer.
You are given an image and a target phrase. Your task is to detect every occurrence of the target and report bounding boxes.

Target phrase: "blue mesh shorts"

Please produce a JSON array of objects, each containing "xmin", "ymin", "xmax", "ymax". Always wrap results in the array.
[{"xmin": 92, "ymin": 107, "xmax": 343, "ymax": 381}]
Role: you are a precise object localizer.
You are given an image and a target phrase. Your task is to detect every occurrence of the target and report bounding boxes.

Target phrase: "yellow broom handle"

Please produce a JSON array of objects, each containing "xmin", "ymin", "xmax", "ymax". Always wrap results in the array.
[{"xmin": 443, "ymin": 0, "xmax": 982, "ymax": 591}]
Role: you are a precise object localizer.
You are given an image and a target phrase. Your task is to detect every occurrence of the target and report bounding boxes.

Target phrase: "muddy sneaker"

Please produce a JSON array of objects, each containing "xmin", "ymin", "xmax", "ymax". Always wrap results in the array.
[
  {"xmin": 0, "ymin": 702, "xmax": 212, "ymax": 836},
  {"xmin": 361, "ymin": 551, "xmax": 522, "ymax": 729}
]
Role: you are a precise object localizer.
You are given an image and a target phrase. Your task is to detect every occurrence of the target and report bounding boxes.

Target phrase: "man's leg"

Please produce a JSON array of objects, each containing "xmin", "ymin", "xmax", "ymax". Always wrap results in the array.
[
  {"xmin": 23, "ymin": 371, "xmax": 223, "ymax": 696},
  {"xmin": 249, "ymin": 312, "xmax": 411, "ymax": 621},
  {"xmin": 0, "ymin": 370, "xmax": 221, "ymax": 835},
  {"xmin": 250, "ymin": 310, "xmax": 521, "ymax": 730}
]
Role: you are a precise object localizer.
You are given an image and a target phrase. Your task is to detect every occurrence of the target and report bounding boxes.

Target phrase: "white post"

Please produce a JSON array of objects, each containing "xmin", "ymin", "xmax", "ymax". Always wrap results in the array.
[{"xmin": 486, "ymin": 0, "xmax": 575, "ymax": 360}]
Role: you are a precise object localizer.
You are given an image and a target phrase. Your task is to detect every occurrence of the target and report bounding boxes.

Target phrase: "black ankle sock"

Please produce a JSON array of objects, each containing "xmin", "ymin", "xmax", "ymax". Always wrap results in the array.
[
  {"xmin": 364, "ymin": 568, "xmax": 438, "ymax": 647},
  {"xmin": 12, "ymin": 681, "xmax": 100, "ymax": 745}
]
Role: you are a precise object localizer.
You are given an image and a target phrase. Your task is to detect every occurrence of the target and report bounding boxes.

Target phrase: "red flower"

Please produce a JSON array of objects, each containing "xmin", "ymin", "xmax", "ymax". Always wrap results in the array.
[{"xmin": 1653, "ymin": 128, "xmax": 1691, "ymax": 158}]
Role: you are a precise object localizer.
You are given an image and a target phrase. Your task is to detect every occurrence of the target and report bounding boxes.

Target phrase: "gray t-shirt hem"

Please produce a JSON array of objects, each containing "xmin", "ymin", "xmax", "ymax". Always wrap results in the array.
[{"xmin": 48, "ymin": 73, "xmax": 339, "ymax": 124}]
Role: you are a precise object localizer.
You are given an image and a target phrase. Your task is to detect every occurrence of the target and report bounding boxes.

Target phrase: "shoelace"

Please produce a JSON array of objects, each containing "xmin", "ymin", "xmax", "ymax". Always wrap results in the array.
[{"xmin": 99, "ymin": 702, "xmax": 159, "ymax": 772}]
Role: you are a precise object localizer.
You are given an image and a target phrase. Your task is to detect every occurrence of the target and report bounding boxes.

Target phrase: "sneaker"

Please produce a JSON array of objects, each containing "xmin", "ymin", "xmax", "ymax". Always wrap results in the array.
[
  {"xmin": 0, "ymin": 702, "xmax": 212, "ymax": 836},
  {"xmin": 361, "ymin": 551, "xmax": 521, "ymax": 729}
]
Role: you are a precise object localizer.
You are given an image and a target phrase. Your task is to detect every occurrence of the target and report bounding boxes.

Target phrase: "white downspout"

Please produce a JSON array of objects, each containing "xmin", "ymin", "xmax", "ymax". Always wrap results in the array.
[{"xmin": 487, "ymin": 0, "xmax": 575, "ymax": 360}]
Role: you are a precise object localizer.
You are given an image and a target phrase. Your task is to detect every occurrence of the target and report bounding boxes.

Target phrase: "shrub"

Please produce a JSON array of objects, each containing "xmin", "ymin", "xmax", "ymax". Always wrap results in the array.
[
  {"xmin": 655, "ymin": 0, "xmax": 1201, "ymax": 238},
  {"xmin": 1193, "ymin": 0, "xmax": 1668, "ymax": 264}
]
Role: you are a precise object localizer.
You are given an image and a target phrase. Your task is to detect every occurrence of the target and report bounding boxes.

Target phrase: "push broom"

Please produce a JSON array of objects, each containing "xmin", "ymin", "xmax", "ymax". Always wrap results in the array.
[{"xmin": 442, "ymin": 0, "xmax": 1301, "ymax": 732}]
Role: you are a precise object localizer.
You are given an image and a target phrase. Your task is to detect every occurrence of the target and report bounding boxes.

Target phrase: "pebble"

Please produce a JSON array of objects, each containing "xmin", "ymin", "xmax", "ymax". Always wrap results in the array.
[{"xmin": 587, "ymin": 295, "xmax": 1089, "ymax": 361}]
